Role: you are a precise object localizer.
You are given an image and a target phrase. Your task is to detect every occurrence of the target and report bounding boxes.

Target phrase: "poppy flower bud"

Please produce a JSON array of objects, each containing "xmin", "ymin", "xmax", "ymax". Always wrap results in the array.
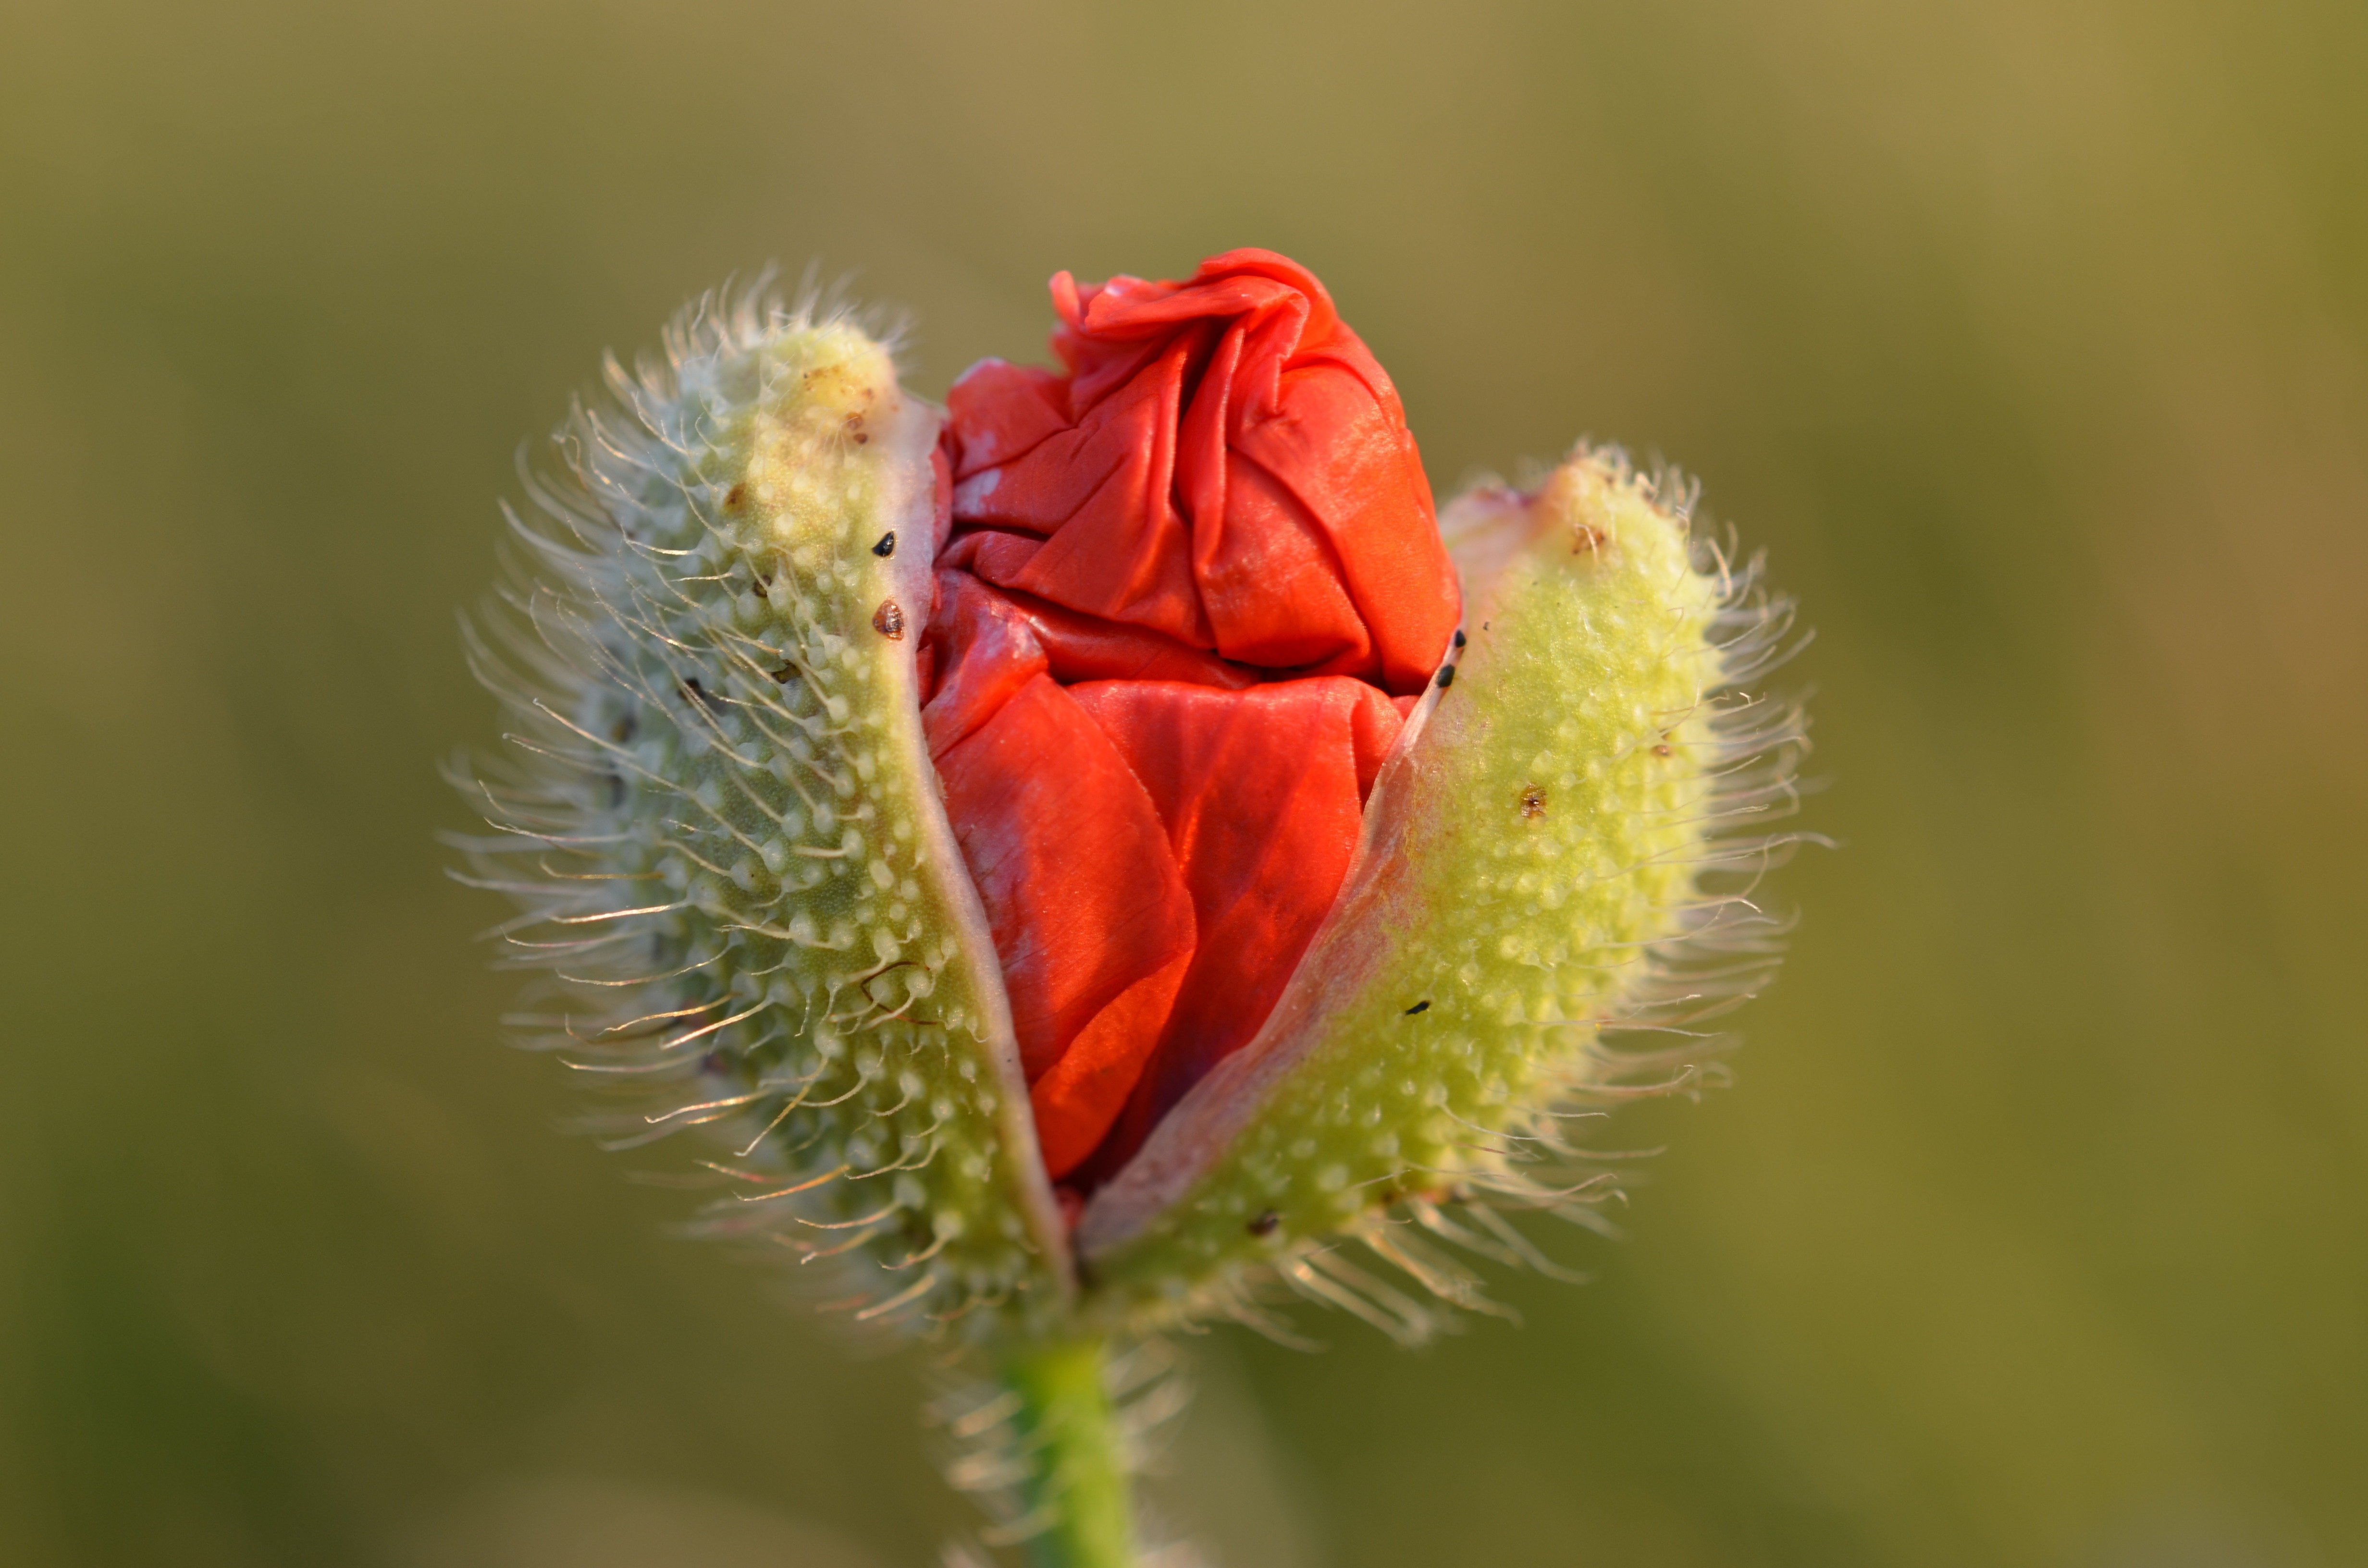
[{"xmin": 462, "ymin": 259, "xmax": 1799, "ymax": 1351}]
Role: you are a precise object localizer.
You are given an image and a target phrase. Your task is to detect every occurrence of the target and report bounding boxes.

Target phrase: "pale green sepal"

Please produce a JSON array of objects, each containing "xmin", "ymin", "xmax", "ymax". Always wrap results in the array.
[
  {"xmin": 1075, "ymin": 450, "xmax": 1784, "ymax": 1334},
  {"xmin": 461, "ymin": 291, "xmax": 1068, "ymax": 1339}
]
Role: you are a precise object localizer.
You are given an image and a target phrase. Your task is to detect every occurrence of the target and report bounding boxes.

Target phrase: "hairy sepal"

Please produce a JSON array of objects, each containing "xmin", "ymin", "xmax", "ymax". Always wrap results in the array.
[
  {"xmin": 462, "ymin": 294, "xmax": 1069, "ymax": 1339},
  {"xmin": 1075, "ymin": 450, "xmax": 1787, "ymax": 1335}
]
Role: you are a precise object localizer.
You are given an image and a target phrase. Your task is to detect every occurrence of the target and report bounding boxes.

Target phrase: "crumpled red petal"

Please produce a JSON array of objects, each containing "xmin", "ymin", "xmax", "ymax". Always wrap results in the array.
[
  {"xmin": 1061, "ymin": 677, "xmax": 1404, "ymax": 1187},
  {"xmin": 946, "ymin": 249, "xmax": 1458, "ymax": 692},
  {"xmin": 932, "ymin": 670, "xmax": 1197, "ymax": 1176},
  {"xmin": 926, "ymin": 250, "xmax": 1459, "ymax": 1186}
]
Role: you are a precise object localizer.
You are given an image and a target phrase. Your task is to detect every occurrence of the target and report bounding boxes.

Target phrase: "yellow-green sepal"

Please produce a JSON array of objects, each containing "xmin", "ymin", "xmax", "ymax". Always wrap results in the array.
[{"xmin": 1074, "ymin": 451, "xmax": 1733, "ymax": 1332}]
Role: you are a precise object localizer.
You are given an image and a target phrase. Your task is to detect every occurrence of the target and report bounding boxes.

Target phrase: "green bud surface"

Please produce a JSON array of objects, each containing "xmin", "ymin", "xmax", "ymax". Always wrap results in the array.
[{"xmin": 462, "ymin": 296, "xmax": 1068, "ymax": 1340}]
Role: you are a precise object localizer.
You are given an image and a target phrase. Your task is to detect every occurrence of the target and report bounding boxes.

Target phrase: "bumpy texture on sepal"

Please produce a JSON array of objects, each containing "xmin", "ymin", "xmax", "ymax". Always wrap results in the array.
[
  {"xmin": 458, "ymin": 291, "xmax": 1069, "ymax": 1339},
  {"xmin": 1073, "ymin": 452, "xmax": 1803, "ymax": 1336}
]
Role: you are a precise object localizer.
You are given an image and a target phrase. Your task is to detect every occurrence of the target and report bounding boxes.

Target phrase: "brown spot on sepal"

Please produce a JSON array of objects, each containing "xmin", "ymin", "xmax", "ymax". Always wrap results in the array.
[
  {"xmin": 1520, "ymin": 785, "xmax": 1547, "ymax": 819},
  {"xmin": 872, "ymin": 599, "xmax": 906, "ymax": 640},
  {"xmin": 1572, "ymin": 524, "xmax": 1607, "ymax": 555},
  {"xmin": 1248, "ymin": 1209, "xmax": 1281, "ymax": 1237},
  {"xmin": 723, "ymin": 482, "xmax": 749, "ymax": 514}
]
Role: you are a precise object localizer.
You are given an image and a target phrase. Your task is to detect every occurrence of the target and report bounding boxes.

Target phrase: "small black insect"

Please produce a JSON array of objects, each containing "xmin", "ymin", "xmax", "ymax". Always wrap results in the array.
[
  {"xmin": 872, "ymin": 531, "xmax": 896, "ymax": 557},
  {"xmin": 1404, "ymin": 999, "xmax": 1431, "ymax": 1016},
  {"xmin": 1434, "ymin": 665, "xmax": 1456, "ymax": 689},
  {"xmin": 1453, "ymin": 629, "xmax": 1467, "ymax": 649},
  {"xmin": 1248, "ymin": 1209, "xmax": 1281, "ymax": 1237}
]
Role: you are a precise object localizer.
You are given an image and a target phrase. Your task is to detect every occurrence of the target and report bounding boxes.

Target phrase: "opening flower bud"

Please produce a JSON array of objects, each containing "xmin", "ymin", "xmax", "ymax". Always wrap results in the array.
[
  {"xmin": 463, "ymin": 253, "xmax": 1801, "ymax": 1345},
  {"xmin": 926, "ymin": 249, "xmax": 1458, "ymax": 1188}
]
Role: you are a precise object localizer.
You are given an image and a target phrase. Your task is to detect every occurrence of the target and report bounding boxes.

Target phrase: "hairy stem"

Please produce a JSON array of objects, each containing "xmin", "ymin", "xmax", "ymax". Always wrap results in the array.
[{"xmin": 1000, "ymin": 1337, "xmax": 1137, "ymax": 1568}]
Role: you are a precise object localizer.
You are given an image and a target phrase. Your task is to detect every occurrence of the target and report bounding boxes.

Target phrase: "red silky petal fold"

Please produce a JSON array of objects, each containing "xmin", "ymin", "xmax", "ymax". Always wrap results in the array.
[
  {"xmin": 949, "ymin": 248, "xmax": 1457, "ymax": 692},
  {"xmin": 952, "ymin": 329, "xmax": 1216, "ymax": 651},
  {"xmin": 1027, "ymin": 949, "xmax": 1192, "ymax": 1179},
  {"xmin": 999, "ymin": 586, "xmax": 1260, "ymax": 690},
  {"xmin": 1183, "ymin": 442, "xmax": 1373, "ymax": 673},
  {"xmin": 944, "ymin": 358, "xmax": 1070, "ymax": 476},
  {"xmin": 931, "ymin": 674, "xmax": 1196, "ymax": 1177},
  {"xmin": 1066, "ymin": 677, "xmax": 1404, "ymax": 1179},
  {"xmin": 926, "ymin": 564, "xmax": 1258, "ymax": 695},
  {"xmin": 919, "ymin": 571, "xmax": 1047, "ymax": 757},
  {"xmin": 1351, "ymin": 690, "xmax": 1406, "ymax": 802}
]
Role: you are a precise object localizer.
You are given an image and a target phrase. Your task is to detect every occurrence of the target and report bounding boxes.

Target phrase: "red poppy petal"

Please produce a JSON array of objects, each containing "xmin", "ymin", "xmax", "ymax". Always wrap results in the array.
[
  {"xmin": 1226, "ymin": 359, "xmax": 1453, "ymax": 691},
  {"xmin": 932, "ymin": 250, "xmax": 1459, "ymax": 1193},
  {"xmin": 919, "ymin": 571, "xmax": 1048, "ymax": 756},
  {"xmin": 1029, "ymin": 948, "xmax": 1193, "ymax": 1178},
  {"xmin": 1186, "ymin": 445, "xmax": 1375, "ymax": 673},
  {"xmin": 957, "ymin": 336, "xmax": 1216, "ymax": 650},
  {"xmin": 938, "ymin": 526, "xmax": 1044, "ymax": 579},
  {"xmin": 951, "ymin": 252, "xmax": 1455, "ymax": 689},
  {"xmin": 1350, "ymin": 685, "xmax": 1406, "ymax": 803},
  {"xmin": 944, "ymin": 358, "xmax": 1070, "ymax": 477},
  {"xmin": 931, "ymin": 674, "xmax": 1196, "ymax": 1164},
  {"xmin": 1004, "ymin": 585, "xmax": 1261, "ymax": 689},
  {"xmin": 1066, "ymin": 677, "xmax": 1399, "ymax": 1176}
]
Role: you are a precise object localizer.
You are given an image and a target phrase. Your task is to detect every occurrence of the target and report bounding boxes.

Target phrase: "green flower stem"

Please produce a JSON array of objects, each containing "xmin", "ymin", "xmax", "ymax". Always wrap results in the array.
[{"xmin": 1001, "ymin": 1337, "xmax": 1138, "ymax": 1568}]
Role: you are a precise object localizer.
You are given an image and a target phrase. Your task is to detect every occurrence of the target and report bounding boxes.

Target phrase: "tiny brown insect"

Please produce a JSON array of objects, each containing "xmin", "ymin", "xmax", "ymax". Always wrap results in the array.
[
  {"xmin": 1520, "ymin": 785, "xmax": 1547, "ymax": 819},
  {"xmin": 1248, "ymin": 1210, "xmax": 1281, "ymax": 1237},
  {"xmin": 872, "ymin": 599, "xmax": 906, "ymax": 640},
  {"xmin": 723, "ymin": 482, "xmax": 748, "ymax": 513}
]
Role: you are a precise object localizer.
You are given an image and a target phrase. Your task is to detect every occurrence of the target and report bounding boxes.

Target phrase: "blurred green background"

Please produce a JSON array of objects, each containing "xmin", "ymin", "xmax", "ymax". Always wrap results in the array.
[{"xmin": 3, "ymin": 1, "xmax": 2363, "ymax": 1564}]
